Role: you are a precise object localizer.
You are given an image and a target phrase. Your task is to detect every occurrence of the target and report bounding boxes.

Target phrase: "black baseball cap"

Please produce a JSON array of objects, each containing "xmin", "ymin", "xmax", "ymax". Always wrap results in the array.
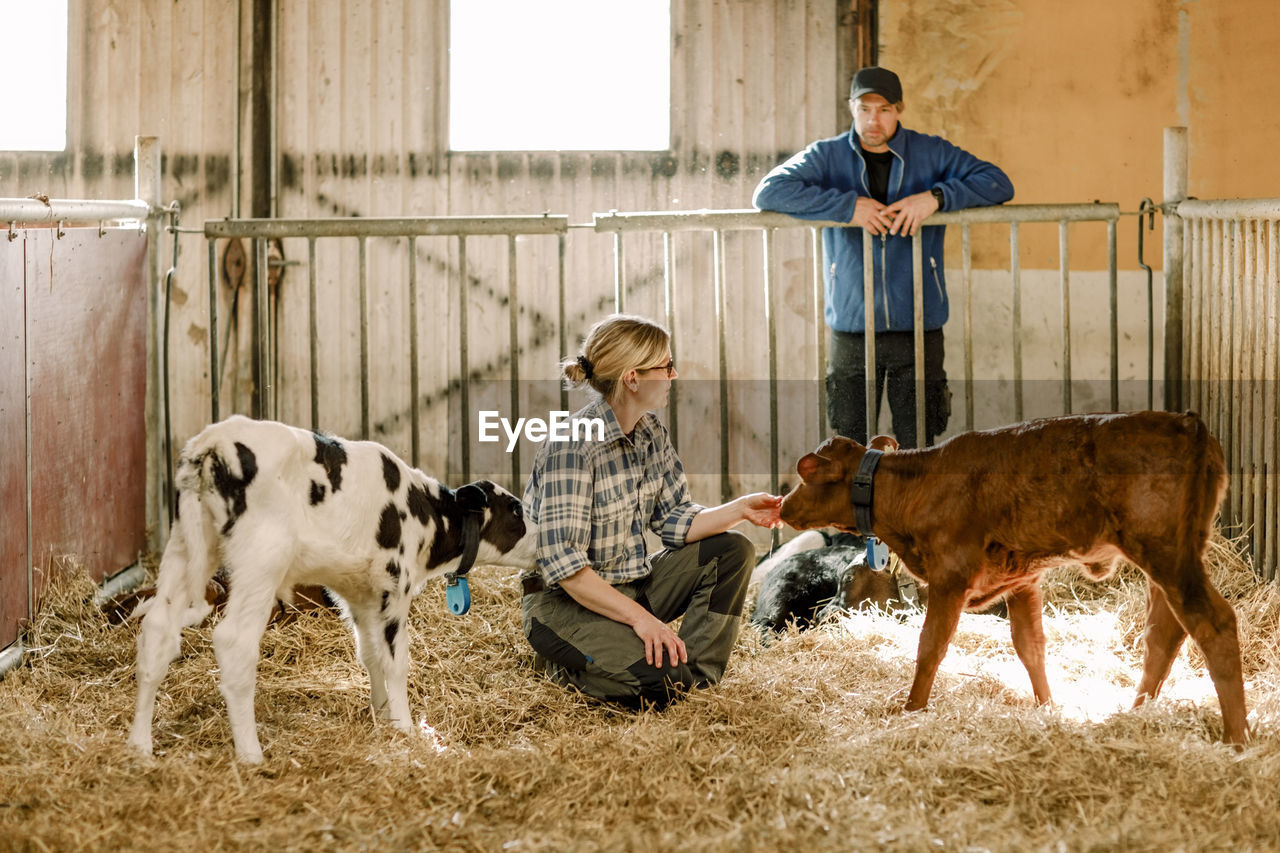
[{"xmin": 849, "ymin": 66, "xmax": 903, "ymax": 103}]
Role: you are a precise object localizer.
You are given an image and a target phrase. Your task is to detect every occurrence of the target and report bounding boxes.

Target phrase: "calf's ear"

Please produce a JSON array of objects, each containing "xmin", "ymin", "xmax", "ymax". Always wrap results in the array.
[
  {"xmin": 456, "ymin": 483, "xmax": 490, "ymax": 512},
  {"xmin": 796, "ymin": 453, "xmax": 844, "ymax": 484}
]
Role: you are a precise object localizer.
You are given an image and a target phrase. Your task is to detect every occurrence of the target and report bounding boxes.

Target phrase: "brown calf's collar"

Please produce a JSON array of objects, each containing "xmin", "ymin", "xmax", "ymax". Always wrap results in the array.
[{"xmin": 850, "ymin": 448, "xmax": 883, "ymax": 536}]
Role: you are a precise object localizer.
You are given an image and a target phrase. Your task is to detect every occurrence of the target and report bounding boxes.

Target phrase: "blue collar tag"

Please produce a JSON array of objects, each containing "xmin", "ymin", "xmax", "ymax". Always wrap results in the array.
[
  {"xmin": 446, "ymin": 574, "xmax": 471, "ymax": 616},
  {"xmin": 866, "ymin": 537, "xmax": 890, "ymax": 571}
]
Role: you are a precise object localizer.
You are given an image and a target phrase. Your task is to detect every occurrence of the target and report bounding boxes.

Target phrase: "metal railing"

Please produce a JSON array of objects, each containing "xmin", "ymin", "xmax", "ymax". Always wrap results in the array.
[
  {"xmin": 1175, "ymin": 198, "xmax": 1280, "ymax": 580},
  {"xmin": 595, "ymin": 204, "xmax": 1128, "ymax": 500},
  {"xmin": 202, "ymin": 214, "xmax": 569, "ymax": 484}
]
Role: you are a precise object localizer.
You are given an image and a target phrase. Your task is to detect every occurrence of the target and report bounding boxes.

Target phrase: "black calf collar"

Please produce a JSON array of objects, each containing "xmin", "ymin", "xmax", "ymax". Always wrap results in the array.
[
  {"xmin": 850, "ymin": 448, "xmax": 882, "ymax": 537},
  {"xmin": 454, "ymin": 511, "xmax": 484, "ymax": 578}
]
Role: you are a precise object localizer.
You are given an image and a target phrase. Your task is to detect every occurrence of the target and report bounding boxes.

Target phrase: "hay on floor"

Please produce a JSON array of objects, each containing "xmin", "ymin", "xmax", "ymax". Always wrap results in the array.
[{"xmin": 1, "ymin": 532, "xmax": 1278, "ymax": 851}]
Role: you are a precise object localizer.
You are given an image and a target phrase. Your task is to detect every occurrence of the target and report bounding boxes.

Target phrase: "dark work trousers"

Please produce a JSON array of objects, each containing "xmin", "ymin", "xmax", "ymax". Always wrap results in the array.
[
  {"xmin": 521, "ymin": 531, "xmax": 756, "ymax": 709},
  {"xmin": 826, "ymin": 328, "xmax": 950, "ymax": 449}
]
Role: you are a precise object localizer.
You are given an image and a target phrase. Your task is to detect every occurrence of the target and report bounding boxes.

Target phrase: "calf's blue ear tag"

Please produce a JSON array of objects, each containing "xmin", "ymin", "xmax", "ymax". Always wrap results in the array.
[
  {"xmin": 445, "ymin": 574, "xmax": 471, "ymax": 616},
  {"xmin": 866, "ymin": 537, "xmax": 890, "ymax": 572}
]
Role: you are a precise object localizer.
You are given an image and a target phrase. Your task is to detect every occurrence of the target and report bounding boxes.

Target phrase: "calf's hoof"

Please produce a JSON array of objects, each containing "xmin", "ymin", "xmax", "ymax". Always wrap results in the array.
[{"xmin": 235, "ymin": 746, "xmax": 265, "ymax": 765}]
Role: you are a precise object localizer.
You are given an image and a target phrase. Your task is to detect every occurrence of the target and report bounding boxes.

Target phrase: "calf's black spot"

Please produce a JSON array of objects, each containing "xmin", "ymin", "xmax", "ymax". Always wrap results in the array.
[
  {"xmin": 376, "ymin": 503, "xmax": 402, "ymax": 549},
  {"xmin": 309, "ymin": 481, "xmax": 326, "ymax": 505},
  {"xmin": 384, "ymin": 619, "xmax": 400, "ymax": 654},
  {"xmin": 381, "ymin": 454, "xmax": 401, "ymax": 492},
  {"xmin": 211, "ymin": 442, "xmax": 258, "ymax": 534},
  {"xmin": 386, "ymin": 559, "xmax": 401, "ymax": 581},
  {"xmin": 407, "ymin": 483, "xmax": 438, "ymax": 526},
  {"xmin": 313, "ymin": 432, "xmax": 348, "ymax": 493}
]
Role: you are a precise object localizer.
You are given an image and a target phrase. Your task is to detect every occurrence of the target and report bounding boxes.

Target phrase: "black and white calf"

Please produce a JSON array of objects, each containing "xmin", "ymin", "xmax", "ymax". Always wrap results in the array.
[{"xmin": 129, "ymin": 415, "xmax": 536, "ymax": 763}]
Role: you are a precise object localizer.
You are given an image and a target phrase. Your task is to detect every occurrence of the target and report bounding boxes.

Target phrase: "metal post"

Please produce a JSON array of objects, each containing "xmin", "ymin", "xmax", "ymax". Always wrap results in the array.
[
  {"xmin": 1163, "ymin": 127, "xmax": 1188, "ymax": 411},
  {"xmin": 961, "ymin": 225, "xmax": 974, "ymax": 431},
  {"xmin": 813, "ymin": 228, "xmax": 826, "ymax": 443},
  {"xmin": 862, "ymin": 233, "xmax": 876, "ymax": 438},
  {"xmin": 508, "ymin": 235, "xmax": 520, "ymax": 487},
  {"xmin": 1010, "ymin": 222, "xmax": 1023, "ymax": 420},
  {"xmin": 1059, "ymin": 221, "xmax": 1072, "ymax": 414},
  {"xmin": 714, "ymin": 229, "xmax": 730, "ymax": 502},
  {"xmin": 663, "ymin": 231, "xmax": 677, "ymax": 445},
  {"xmin": 135, "ymin": 136, "xmax": 164, "ymax": 550},
  {"xmin": 911, "ymin": 233, "xmax": 925, "ymax": 445},
  {"xmin": 407, "ymin": 237, "xmax": 419, "ymax": 466},
  {"xmin": 308, "ymin": 238, "xmax": 319, "ymax": 430}
]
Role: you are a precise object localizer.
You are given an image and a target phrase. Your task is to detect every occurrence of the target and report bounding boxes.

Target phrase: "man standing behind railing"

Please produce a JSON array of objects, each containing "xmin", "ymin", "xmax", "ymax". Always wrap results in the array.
[{"xmin": 753, "ymin": 66, "xmax": 1013, "ymax": 447}]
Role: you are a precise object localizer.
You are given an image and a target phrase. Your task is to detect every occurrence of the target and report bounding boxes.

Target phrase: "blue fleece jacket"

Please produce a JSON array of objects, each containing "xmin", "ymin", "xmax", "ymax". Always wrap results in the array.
[{"xmin": 752, "ymin": 125, "xmax": 1014, "ymax": 333}]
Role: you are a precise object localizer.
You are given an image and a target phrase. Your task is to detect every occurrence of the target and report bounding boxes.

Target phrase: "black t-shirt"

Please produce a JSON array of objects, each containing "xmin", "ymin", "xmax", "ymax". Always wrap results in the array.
[{"xmin": 861, "ymin": 148, "xmax": 894, "ymax": 204}]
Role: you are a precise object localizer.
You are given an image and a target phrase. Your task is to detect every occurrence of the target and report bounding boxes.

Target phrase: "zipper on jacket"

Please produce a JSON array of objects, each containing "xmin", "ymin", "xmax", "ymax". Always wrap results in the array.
[{"xmin": 930, "ymin": 256, "xmax": 944, "ymax": 304}]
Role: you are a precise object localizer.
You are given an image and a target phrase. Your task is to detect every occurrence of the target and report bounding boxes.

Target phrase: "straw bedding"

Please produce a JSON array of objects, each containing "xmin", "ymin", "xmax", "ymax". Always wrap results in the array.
[{"xmin": 2, "ymin": 534, "xmax": 1278, "ymax": 852}]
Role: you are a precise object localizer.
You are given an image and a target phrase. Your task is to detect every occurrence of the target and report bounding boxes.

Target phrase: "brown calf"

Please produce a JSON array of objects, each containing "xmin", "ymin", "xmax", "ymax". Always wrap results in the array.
[{"xmin": 779, "ymin": 411, "xmax": 1248, "ymax": 745}]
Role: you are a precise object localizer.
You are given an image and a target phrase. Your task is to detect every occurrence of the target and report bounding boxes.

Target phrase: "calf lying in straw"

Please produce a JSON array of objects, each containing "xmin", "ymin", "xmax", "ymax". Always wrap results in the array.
[
  {"xmin": 129, "ymin": 415, "xmax": 537, "ymax": 763},
  {"xmin": 752, "ymin": 435, "xmax": 914, "ymax": 631},
  {"xmin": 779, "ymin": 411, "xmax": 1249, "ymax": 745}
]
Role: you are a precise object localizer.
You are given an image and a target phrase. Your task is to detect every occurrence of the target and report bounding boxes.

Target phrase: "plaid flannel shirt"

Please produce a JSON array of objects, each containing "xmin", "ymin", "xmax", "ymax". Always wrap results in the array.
[{"xmin": 522, "ymin": 397, "xmax": 703, "ymax": 586}]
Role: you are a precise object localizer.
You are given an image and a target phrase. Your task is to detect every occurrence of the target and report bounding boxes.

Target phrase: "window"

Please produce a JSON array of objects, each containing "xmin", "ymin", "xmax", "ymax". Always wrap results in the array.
[
  {"xmin": 1, "ymin": 0, "xmax": 68, "ymax": 151},
  {"xmin": 449, "ymin": 0, "xmax": 671, "ymax": 151}
]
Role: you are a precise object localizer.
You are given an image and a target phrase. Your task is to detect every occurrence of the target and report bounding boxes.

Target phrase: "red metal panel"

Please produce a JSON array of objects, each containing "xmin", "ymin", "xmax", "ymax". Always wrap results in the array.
[
  {"xmin": 26, "ymin": 228, "xmax": 147, "ymax": 608},
  {"xmin": 1, "ymin": 238, "xmax": 28, "ymax": 649}
]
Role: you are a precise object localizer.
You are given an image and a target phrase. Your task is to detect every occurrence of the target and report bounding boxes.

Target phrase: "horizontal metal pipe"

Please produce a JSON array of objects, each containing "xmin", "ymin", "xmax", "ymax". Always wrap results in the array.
[
  {"xmin": 1175, "ymin": 199, "xmax": 1280, "ymax": 220},
  {"xmin": 0, "ymin": 197, "xmax": 151, "ymax": 224},
  {"xmin": 204, "ymin": 214, "xmax": 569, "ymax": 239},
  {"xmin": 592, "ymin": 203, "xmax": 1121, "ymax": 233}
]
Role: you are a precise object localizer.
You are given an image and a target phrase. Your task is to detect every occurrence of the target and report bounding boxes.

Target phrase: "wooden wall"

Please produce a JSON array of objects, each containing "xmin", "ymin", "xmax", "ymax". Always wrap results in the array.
[{"xmin": 2, "ymin": 0, "xmax": 1277, "ymax": 511}]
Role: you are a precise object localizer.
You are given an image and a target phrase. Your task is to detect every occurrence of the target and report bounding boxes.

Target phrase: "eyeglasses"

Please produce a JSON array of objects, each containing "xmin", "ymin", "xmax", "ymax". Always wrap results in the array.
[{"xmin": 639, "ymin": 357, "xmax": 676, "ymax": 377}]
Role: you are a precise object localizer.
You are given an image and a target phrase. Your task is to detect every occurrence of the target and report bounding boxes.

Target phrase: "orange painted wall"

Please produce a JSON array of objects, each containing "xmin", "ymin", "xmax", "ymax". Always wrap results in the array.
[{"xmin": 881, "ymin": 0, "xmax": 1280, "ymax": 269}]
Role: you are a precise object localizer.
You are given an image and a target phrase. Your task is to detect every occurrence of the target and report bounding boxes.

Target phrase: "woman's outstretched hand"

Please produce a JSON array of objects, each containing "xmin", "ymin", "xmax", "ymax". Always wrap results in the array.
[{"xmin": 739, "ymin": 492, "xmax": 783, "ymax": 529}]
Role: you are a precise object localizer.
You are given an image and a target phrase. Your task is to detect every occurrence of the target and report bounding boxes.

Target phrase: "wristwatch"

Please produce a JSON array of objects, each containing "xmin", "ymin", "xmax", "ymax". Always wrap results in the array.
[{"xmin": 930, "ymin": 187, "xmax": 945, "ymax": 210}]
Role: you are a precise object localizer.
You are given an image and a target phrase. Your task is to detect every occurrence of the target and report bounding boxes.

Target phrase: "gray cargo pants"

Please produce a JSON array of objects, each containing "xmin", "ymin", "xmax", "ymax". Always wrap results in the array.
[{"xmin": 521, "ymin": 531, "xmax": 756, "ymax": 709}]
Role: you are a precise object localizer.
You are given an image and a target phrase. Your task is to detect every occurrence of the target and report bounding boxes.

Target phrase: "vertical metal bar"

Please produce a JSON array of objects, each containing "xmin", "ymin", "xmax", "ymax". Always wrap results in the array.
[
  {"xmin": 137, "ymin": 134, "xmax": 164, "ymax": 549},
  {"xmin": 962, "ymin": 224, "xmax": 974, "ymax": 431},
  {"xmin": 1240, "ymin": 219, "xmax": 1255, "ymax": 556},
  {"xmin": 663, "ymin": 230, "xmax": 678, "ymax": 446},
  {"xmin": 508, "ymin": 234, "xmax": 521, "ymax": 486},
  {"xmin": 1058, "ymin": 220, "xmax": 1072, "ymax": 414},
  {"xmin": 1228, "ymin": 220, "xmax": 1241, "ymax": 526},
  {"xmin": 270, "ymin": 240, "xmax": 280, "ymax": 418},
  {"xmin": 1187, "ymin": 219, "xmax": 1201, "ymax": 415},
  {"xmin": 1250, "ymin": 220, "xmax": 1264, "ymax": 574},
  {"xmin": 714, "ymin": 229, "xmax": 730, "ymax": 501},
  {"xmin": 1268, "ymin": 220, "xmax": 1279, "ymax": 579},
  {"xmin": 1011, "ymin": 222, "xmax": 1023, "ymax": 421},
  {"xmin": 763, "ymin": 228, "xmax": 779, "ymax": 500},
  {"xmin": 1163, "ymin": 127, "xmax": 1188, "ymax": 411},
  {"xmin": 911, "ymin": 232, "xmax": 925, "ymax": 444},
  {"xmin": 308, "ymin": 237, "xmax": 318, "ymax": 430},
  {"xmin": 558, "ymin": 233, "xmax": 569, "ymax": 413},
  {"xmin": 614, "ymin": 231, "xmax": 625, "ymax": 312},
  {"xmin": 1209, "ymin": 220, "xmax": 1223, "ymax": 449},
  {"xmin": 1197, "ymin": 218, "xmax": 1209, "ymax": 418},
  {"xmin": 358, "ymin": 236, "xmax": 369, "ymax": 439},
  {"xmin": 254, "ymin": 237, "xmax": 270, "ymax": 419},
  {"xmin": 1107, "ymin": 219, "xmax": 1118, "ymax": 410},
  {"xmin": 458, "ymin": 236, "xmax": 471, "ymax": 483},
  {"xmin": 208, "ymin": 239, "xmax": 220, "ymax": 422},
  {"xmin": 813, "ymin": 227, "xmax": 826, "ymax": 442},
  {"xmin": 408, "ymin": 236, "xmax": 420, "ymax": 466},
  {"xmin": 862, "ymin": 231, "xmax": 876, "ymax": 438}
]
